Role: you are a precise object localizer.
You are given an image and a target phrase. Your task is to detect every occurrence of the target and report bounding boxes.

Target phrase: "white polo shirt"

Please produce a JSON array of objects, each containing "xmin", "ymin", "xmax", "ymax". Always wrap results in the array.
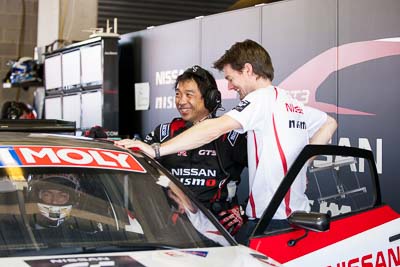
[{"xmin": 226, "ymin": 86, "xmax": 327, "ymax": 219}]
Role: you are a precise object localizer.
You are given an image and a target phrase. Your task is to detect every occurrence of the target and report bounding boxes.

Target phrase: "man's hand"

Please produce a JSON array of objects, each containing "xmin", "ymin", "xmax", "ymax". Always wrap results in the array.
[
  {"xmin": 218, "ymin": 205, "xmax": 243, "ymax": 235},
  {"xmin": 114, "ymin": 139, "xmax": 155, "ymax": 158}
]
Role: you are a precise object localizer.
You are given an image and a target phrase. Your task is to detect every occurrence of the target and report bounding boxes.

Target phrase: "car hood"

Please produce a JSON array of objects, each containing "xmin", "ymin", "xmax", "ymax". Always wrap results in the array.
[{"xmin": 0, "ymin": 246, "xmax": 282, "ymax": 267}]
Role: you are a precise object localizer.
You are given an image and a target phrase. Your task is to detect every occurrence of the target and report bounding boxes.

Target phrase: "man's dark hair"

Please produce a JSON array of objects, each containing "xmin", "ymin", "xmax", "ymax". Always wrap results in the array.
[
  {"xmin": 174, "ymin": 66, "xmax": 220, "ymax": 114},
  {"xmin": 213, "ymin": 39, "xmax": 274, "ymax": 81}
]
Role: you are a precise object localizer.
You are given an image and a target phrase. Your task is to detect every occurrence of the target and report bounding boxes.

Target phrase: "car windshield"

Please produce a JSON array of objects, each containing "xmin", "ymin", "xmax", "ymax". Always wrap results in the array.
[{"xmin": 0, "ymin": 164, "xmax": 230, "ymax": 257}]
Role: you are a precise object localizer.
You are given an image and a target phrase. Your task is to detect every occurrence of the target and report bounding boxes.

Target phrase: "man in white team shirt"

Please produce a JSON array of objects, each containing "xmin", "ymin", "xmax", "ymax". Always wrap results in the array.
[{"xmin": 115, "ymin": 39, "xmax": 337, "ymax": 244}]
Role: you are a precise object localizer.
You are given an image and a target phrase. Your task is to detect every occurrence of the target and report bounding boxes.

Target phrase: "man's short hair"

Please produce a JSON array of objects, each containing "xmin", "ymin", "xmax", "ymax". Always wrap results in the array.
[{"xmin": 213, "ymin": 39, "xmax": 274, "ymax": 81}]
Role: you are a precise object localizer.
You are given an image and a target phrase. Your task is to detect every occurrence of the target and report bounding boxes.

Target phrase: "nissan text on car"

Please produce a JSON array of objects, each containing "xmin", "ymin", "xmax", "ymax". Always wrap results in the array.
[{"xmin": 0, "ymin": 132, "xmax": 279, "ymax": 267}]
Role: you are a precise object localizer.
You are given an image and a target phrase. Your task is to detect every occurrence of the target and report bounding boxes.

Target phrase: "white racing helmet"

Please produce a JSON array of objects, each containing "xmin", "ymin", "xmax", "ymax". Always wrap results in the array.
[{"xmin": 28, "ymin": 173, "xmax": 81, "ymax": 227}]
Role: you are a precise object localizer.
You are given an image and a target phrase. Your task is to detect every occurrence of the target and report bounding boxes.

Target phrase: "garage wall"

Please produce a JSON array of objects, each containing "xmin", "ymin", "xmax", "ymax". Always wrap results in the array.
[
  {"xmin": 98, "ymin": 0, "xmax": 237, "ymax": 34},
  {"xmin": 0, "ymin": 0, "xmax": 38, "ymax": 109},
  {"xmin": 119, "ymin": 0, "xmax": 400, "ymax": 212},
  {"xmin": 336, "ymin": 0, "xmax": 400, "ymax": 211}
]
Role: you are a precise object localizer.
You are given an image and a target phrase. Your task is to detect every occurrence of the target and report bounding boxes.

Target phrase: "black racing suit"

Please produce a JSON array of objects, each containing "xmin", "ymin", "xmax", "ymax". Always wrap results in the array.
[{"xmin": 144, "ymin": 118, "xmax": 247, "ymax": 214}]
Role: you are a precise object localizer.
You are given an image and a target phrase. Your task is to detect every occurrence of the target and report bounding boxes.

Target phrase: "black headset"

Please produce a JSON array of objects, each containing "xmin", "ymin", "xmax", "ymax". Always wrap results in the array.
[{"xmin": 183, "ymin": 65, "xmax": 222, "ymax": 115}]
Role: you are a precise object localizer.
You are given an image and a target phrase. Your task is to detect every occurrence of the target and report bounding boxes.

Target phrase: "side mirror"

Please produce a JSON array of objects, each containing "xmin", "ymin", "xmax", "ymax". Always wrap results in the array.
[{"xmin": 288, "ymin": 211, "xmax": 330, "ymax": 232}]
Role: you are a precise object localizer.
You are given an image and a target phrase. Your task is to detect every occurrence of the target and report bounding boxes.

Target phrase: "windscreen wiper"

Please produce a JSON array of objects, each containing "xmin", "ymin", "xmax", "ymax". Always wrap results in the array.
[
  {"xmin": 79, "ymin": 242, "xmax": 180, "ymax": 253},
  {"xmin": 6, "ymin": 243, "xmax": 180, "ymax": 257}
]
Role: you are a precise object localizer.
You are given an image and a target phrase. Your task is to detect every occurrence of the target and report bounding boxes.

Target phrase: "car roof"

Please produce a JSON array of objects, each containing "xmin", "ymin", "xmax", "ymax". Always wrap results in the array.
[{"xmin": 0, "ymin": 132, "xmax": 150, "ymax": 173}]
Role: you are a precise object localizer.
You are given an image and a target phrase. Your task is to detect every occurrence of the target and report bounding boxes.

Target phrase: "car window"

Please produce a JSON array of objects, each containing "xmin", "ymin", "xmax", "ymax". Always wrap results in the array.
[
  {"xmin": 306, "ymin": 154, "xmax": 375, "ymax": 216},
  {"xmin": 0, "ymin": 166, "xmax": 230, "ymax": 257},
  {"xmin": 262, "ymin": 147, "xmax": 378, "ymax": 234}
]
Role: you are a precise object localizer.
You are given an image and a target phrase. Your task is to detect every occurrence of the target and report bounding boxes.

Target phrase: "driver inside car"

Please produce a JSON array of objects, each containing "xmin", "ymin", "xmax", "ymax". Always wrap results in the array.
[{"xmin": 27, "ymin": 173, "xmax": 104, "ymax": 233}]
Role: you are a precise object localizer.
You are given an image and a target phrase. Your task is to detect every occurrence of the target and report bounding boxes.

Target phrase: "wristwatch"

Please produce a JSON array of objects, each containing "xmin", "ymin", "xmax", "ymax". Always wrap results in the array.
[{"xmin": 151, "ymin": 143, "xmax": 161, "ymax": 159}]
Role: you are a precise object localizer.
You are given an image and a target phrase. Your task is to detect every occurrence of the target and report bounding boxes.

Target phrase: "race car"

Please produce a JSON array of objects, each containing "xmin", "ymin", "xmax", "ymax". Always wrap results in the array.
[
  {"xmin": 248, "ymin": 145, "xmax": 400, "ymax": 267},
  {"xmin": 0, "ymin": 132, "xmax": 279, "ymax": 267},
  {"xmin": 1, "ymin": 132, "xmax": 398, "ymax": 267}
]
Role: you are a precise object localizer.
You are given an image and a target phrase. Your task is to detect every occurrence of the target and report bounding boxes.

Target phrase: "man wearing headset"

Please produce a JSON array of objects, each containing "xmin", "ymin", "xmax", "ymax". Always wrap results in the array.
[{"xmin": 133, "ymin": 65, "xmax": 247, "ymax": 235}]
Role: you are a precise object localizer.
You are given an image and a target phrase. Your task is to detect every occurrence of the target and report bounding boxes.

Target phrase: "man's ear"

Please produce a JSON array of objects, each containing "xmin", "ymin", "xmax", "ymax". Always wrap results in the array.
[{"xmin": 243, "ymin": 63, "xmax": 253, "ymax": 76}]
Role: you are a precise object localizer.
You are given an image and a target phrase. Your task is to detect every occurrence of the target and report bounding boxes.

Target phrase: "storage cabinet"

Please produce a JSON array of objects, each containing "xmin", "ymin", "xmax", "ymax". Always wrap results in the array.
[{"xmin": 44, "ymin": 36, "xmax": 119, "ymax": 135}]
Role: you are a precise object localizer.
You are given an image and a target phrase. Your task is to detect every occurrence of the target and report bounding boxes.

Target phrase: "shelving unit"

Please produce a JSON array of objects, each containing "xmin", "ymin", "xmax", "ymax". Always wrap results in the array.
[{"xmin": 43, "ymin": 36, "xmax": 119, "ymax": 136}]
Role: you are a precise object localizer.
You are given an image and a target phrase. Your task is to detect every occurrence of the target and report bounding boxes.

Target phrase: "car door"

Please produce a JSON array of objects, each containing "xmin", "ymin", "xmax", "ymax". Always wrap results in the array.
[{"xmin": 249, "ymin": 145, "xmax": 400, "ymax": 267}]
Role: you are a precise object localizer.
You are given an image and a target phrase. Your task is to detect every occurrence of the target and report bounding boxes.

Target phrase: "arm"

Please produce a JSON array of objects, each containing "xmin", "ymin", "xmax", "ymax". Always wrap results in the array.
[
  {"xmin": 114, "ymin": 125, "xmax": 160, "ymax": 154},
  {"xmin": 160, "ymin": 115, "xmax": 240, "ymax": 155},
  {"xmin": 309, "ymin": 115, "xmax": 337, "ymax": 144},
  {"xmin": 116, "ymin": 115, "xmax": 241, "ymax": 158}
]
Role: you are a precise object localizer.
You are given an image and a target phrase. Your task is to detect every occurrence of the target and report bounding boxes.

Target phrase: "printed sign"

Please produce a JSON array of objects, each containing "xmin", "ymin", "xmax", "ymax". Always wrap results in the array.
[
  {"xmin": 135, "ymin": 82, "xmax": 150, "ymax": 111},
  {"xmin": 0, "ymin": 146, "xmax": 146, "ymax": 173}
]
